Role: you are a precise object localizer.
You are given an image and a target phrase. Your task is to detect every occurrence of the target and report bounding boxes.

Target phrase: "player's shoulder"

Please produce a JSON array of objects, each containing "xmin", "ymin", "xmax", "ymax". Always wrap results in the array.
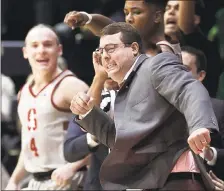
[
  {"xmin": 60, "ymin": 75, "xmax": 88, "ymax": 87},
  {"xmin": 17, "ymin": 81, "xmax": 30, "ymax": 101},
  {"xmin": 57, "ymin": 72, "xmax": 89, "ymax": 93}
]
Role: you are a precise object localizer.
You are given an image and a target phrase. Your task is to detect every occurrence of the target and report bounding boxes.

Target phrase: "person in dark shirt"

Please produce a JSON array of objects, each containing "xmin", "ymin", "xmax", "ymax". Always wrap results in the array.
[{"xmin": 164, "ymin": 0, "xmax": 222, "ymax": 97}]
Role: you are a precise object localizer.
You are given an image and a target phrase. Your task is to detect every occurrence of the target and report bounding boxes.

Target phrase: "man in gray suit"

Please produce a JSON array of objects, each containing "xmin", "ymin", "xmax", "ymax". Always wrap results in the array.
[{"xmin": 70, "ymin": 22, "xmax": 218, "ymax": 190}]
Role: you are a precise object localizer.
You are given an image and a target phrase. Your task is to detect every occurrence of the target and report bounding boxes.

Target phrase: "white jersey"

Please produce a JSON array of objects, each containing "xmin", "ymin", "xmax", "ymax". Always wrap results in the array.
[{"xmin": 18, "ymin": 70, "xmax": 74, "ymax": 173}]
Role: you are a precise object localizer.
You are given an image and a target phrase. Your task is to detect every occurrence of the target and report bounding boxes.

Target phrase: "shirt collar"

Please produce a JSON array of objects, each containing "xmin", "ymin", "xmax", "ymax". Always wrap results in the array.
[{"xmin": 122, "ymin": 54, "xmax": 142, "ymax": 82}]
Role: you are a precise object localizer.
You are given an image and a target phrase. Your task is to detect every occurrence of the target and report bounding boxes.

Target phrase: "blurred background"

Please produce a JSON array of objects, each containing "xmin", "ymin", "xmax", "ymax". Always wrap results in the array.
[
  {"xmin": 1, "ymin": 0, "xmax": 126, "ymax": 181},
  {"xmin": 1, "ymin": 0, "xmax": 224, "ymax": 91},
  {"xmin": 1, "ymin": 0, "xmax": 126, "ymax": 90}
]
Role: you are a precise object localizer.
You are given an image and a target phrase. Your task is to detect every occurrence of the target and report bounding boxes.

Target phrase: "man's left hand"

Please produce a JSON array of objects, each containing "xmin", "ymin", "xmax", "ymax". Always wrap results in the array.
[{"xmin": 188, "ymin": 128, "xmax": 211, "ymax": 154}]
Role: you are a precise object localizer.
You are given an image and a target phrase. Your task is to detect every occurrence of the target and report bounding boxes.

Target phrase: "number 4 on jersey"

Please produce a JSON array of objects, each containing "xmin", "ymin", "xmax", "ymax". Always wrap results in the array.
[{"xmin": 30, "ymin": 138, "xmax": 39, "ymax": 157}]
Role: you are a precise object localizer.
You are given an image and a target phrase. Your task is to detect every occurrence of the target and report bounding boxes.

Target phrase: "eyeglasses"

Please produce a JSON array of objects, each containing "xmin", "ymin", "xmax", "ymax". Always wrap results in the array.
[{"xmin": 96, "ymin": 43, "xmax": 131, "ymax": 55}]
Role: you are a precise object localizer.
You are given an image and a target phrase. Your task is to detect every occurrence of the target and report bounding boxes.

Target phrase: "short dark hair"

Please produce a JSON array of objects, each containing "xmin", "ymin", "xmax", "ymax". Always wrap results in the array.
[
  {"xmin": 182, "ymin": 46, "xmax": 207, "ymax": 72},
  {"xmin": 145, "ymin": 0, "xmax": 168, "ymax": 11},
  {"xmin": 195, "ymin": 0, "xmax": 205, "ymax": 16},
  {"xmin": 100, "ymin": 22, "xmax": 143, "ymax": 53},
  {"xmin": 25, "ymin": 24, "xmax": 61, "ymax": 45}
]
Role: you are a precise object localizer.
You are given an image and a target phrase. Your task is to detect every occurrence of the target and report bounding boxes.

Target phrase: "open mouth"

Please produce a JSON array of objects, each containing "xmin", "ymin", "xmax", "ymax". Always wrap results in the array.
[
  {"xmin": 36, "ymin": 59, "xmax": 49, "ymax": 65},
  {"xmin": 166, "ymin": 18, "xmax": 177, "ymax": 26}
]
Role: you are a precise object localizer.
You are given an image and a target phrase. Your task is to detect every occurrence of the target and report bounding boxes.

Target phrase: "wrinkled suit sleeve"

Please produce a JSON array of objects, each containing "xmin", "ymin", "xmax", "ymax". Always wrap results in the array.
[
  {"xmin": 75, "ymin": 106, "xmax": 116, "ymax": 149},
  {"xmin": 150, "ymin": 52, "xmax": 219, "ymax": 134}
]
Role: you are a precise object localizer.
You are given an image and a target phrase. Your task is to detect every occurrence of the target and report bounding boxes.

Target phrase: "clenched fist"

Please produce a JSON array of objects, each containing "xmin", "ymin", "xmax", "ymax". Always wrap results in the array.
[
  {"xmin": 64, "ymin": 11, "xmax": 89, "ymax": 29},
  {"xmin": 188, "ymin": 128, "xmax": 211, "ymax": 154},
  {"xmin": 70, "ymin": 92, "xmax": 95, "ymax": 116}
]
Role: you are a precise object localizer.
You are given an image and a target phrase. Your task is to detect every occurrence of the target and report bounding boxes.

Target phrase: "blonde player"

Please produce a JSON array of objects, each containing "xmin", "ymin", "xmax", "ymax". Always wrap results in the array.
[{"xmin": 5, "ymin": 24, "xmax": 89, "ymax": 190}]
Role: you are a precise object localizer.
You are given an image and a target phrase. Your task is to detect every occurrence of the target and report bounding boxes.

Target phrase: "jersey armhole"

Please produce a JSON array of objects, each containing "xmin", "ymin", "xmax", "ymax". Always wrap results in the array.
[
  {"xmin": 51, "ymin": 75, "xmax": 75, "ymax": 112},
  {"xmin": 17, "ymin": 85, "xmax": 25, "ymax": 104}
]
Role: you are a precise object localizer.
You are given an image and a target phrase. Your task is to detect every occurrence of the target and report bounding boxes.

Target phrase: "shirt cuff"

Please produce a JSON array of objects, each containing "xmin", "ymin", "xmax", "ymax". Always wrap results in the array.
[
  {"xmin": 207, "ymin": 147, "xmax": 218, "ymax": 166},
  {"xmin": 86, "ymin": 133, "xmax": 100, "ymax": 148},
  {"xmin": 79, "ymin": 109, "xmax": 92, "ymax": 119}
]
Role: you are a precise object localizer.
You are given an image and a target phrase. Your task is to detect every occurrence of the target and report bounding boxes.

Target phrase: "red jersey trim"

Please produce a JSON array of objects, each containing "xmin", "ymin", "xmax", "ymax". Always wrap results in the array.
[
  {"xmin": 51, "ymin": 74, "xmax": 75, "ymax": 113},
  {"xmin": 29, "ymin": 70, "xmax": 68, "ymax": 98}
]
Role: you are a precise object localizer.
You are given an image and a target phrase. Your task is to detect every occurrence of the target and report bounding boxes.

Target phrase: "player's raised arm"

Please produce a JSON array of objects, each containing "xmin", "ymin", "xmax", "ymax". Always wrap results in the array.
[
  {"xmin": 64, "ymin": 11, "xmax": 114, "ymax": 36},
  {"xmin": 178, "ymin": 1, "xmax": 196, "ymax": 34}
]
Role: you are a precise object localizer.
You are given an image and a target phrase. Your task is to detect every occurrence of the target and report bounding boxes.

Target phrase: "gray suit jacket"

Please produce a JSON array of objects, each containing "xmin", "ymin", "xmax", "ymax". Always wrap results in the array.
[{"xmin": 76, "ymin": 53, "xmax": 219, "ymax": 190}]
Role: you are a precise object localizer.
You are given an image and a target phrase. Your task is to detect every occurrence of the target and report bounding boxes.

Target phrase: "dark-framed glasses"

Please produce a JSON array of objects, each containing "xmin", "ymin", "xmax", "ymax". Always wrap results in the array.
[{"xmin": 96, "ymin": 43, "xmax": 132, "ymax": 54}]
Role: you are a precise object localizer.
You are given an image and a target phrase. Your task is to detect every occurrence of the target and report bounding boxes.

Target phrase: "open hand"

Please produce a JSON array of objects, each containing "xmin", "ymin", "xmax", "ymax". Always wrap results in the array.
[
  {"xmin": 92, "ymin": 51, "xmax": 108, "ymax": 80},
  {"xmin": 51, "ymin": 164, "xmax": 74, "ymax": 187}
]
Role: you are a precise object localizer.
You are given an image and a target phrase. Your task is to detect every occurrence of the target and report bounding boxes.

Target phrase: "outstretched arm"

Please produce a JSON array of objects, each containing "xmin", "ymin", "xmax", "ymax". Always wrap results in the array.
[
  {"xmin": 178, "ymin": 1, "xmax": 196, "ymax": 34},
  {"xmin": 150, "ymin": 52, "xmax": 219, "ymax": 154},
  {"xmin": 64, "ymin": 11, "xmax": 114, "ymax": 36}
]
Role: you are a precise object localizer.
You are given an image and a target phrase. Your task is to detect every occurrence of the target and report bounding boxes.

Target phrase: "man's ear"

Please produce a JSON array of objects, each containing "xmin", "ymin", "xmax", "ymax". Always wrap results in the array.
[
  {"xmin": 154, "ymin": 11, "xmax": 162, "ymax": 24},
  {"xmin": 131, "ymin": 42, "xmax": 139, "ymax": 56},
  {"xmin": 194, "ymin": 15, "xmax": 201, "ymax": 26},
  {"xmin": 22, "ymin": 47, "xmax": 28, "ymax": 59},
  {"xmin": 58, "ymin": 44, "xmax": 63, "ymax": 56},
  {"xmin": 198, "ymin": 70, "xmax": 206, "ymax": 82}
]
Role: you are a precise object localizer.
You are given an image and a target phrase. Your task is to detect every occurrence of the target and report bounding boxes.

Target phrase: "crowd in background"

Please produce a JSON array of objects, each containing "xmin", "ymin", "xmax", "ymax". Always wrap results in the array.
[{"xmin": 2, "ymin": 0, "xmax": 223, "ymax": 88}]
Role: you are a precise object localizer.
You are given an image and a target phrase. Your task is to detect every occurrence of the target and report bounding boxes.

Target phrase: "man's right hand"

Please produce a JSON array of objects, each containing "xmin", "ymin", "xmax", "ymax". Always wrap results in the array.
[
  {"xmin": 64, "ymin": 11, "xmax": 89, "ymax": 29},
  {"xmin": 187, "ymin": 128, "xmax": 211, "ymax": 154},
  {"xmin": 5, "ymin": 181, "xmax": 20, "ymax": 190},
  {"xmin": 70, "ymin": 92, "xmax": 95, "ymax": 116}
]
